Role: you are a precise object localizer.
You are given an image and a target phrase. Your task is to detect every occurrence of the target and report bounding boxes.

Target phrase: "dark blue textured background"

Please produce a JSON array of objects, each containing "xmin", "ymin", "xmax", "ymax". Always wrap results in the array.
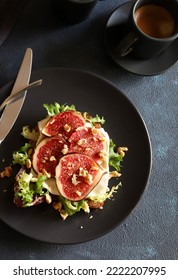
[{"xmin": 0, "ymin": 0, "xmax": 177, "ymax": 259}]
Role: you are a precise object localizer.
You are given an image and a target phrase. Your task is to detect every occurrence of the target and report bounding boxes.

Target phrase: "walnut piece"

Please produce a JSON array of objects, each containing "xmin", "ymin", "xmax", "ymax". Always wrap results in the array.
[{"xmin": 0, "ymin": 166, "xmax": 12, "ymax": 178}]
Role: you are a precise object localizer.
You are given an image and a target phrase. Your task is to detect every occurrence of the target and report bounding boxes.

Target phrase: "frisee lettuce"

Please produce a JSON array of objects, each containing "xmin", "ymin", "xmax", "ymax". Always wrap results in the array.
[
  {"xmin": 21, "ymin": 125, "xmax": 39, "ymax": 141},
  {"xmin": 12, "ymin": 143, "xmax": 32, "ymax": 166},
  {"xmin": 88, "ymin": 183, "xmax": 121, "ymax": 203},
  {"xmin": 59, "ymin": 196, "xmax": 86, "ymax": 216},
  {"xmin": 15, "ymin": 171, "xmax": 47, "ymax": 207},
  {"xmin": 15, "ymin": 171, "xmax": 34, "ymax": 207},
  {"xmin": 43, "ymin": 102, "xmax": 105, "ymax": 125},
  {"xmin": 43, "ymin": 102, "xmax": 76, "ymax": 116},
  {"xmin": 83, "ymin": 112, "xmax": 105, "ymax": 125},
  {"xmin": 109, "ymin": 139, "xmax": 123, "ymax": 172}
]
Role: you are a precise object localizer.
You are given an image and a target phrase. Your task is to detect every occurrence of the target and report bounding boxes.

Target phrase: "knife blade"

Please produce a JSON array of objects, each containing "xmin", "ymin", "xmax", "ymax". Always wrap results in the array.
[{"xmin": 0, "ymin": 48, "xmax": 33, "ymax": 144}]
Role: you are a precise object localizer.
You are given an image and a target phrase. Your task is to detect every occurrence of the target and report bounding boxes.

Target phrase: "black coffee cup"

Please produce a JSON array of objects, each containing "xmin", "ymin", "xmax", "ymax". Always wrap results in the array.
[
  {"xmin": 54, "ymin": 0, "xmax": 98, "ymax": 24},
  {"xmin": 116, "ymin": 0, "xmax": 178, "ymax": 59}
]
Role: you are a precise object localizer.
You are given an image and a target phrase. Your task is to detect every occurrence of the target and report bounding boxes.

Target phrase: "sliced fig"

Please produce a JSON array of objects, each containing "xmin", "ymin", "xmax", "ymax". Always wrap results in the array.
[
  {"xmin": 68, "ymin": 127, "xmax": 108, "ymax": 164},
  {"xmin": 42, "ymin": 111, "xmax": 85, "ymax": 137},
  {"xmin": 32, "ymin": 135, "xmax": 67, "ymax": 176},
  {"xmin": 55, "ymin": 154, "xmax": 104, "ymax": 201}
]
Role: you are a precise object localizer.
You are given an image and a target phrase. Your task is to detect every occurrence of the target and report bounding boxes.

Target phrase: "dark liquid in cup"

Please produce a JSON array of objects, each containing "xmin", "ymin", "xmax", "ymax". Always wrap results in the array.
[{"xmin": 134, "ymin": 5, "xmax": 175, "ymax": 38}]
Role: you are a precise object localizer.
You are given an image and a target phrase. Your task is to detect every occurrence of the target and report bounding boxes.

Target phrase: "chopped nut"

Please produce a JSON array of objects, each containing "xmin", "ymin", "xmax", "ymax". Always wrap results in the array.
[
  {"xmin": 27, "ymin": 148, "xmax": 33, "ymax": 157},
  {"xmin": 117, "ymin": 147, "xmax": 128, "ymax": 157},
  {"xmin": 60, "ymin": 209, "xmax": 68, "ymax": 220},
  {"xmin": 98, "ymin": 151, "xmax": 107, "ymax": 160},
  {"xmin": 75, "ymin": 190, "xmax": 82, "ymax": 196},
  {"xmin": 42, "ymin": 169, "xmax": 51, "ymax": 178},
  {"xmin": 109, "ymin": 171, "xmax": 121, "ymax": 179},
  {"xmin": 91, "ymin": 127, "xmax": 98, "ymax": 135},
  {"xmin": 53, "ymin": 201, "xmax": 62, "ymax": 211},
  {"xmin": 83, "ymin": 201, "xmax": 90, "ymax": 213},
  {"xmin": 77, "ymin": 138, "xmax": 87, "ymax": 145},
  {"xmin": 45, "ymin": 193, "xmax": 52, "ymax": 204},
  {"xmin": 90, "ymin": 165, "xmax": 99, "ymax": 171},
  {"xmin": 61, "ymin": 144, "xmax": 68, "ymax": 155},
  {"xmin": 0, "ymin": 166, "xmax": 12, "ymax": 178},
  {"xmin": 71, "ymin": 173, "xmax": 80, "ymax": 185},
  {"xmin": 98, "ymin": 135, "xmax": 105, "ymax": 141},
  {"xmin": 87, "ymin": 199, "xmax": 104, "ymax": 209},
  {"xmin": 85, "ymin": 173, "xmax": 93, "ymax": 185},
  {"xmin": 94, "ymin": 123, "xmax": 101, "ymax": 128},
  {"xmin": 79, "ymin": 167, "xmax": 88, "ymax": 177},
  {"xmin": 26, "ymin": 159, "xmax": 31, "ymax": 169},
  {"xmin": 93, "ymin": 137, "xmax": 97, "ymax": 142},
  {"xmin": 50, "ymin": 156, "xmax": 56, "ymax": 161},
  {"xmin": 64, "ymin": 124, "xmax": 71, "ymax": 132}
]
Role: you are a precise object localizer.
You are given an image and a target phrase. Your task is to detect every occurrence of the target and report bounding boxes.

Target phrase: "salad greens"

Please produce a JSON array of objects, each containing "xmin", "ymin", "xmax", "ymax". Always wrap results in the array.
[
  {"xmin": 89, "ymin": 183, "xmax": 121, "ymax": 203},
  {"xmin": 83, "ymin": 112, "xmax": 105, "ymax": 126},
  {"xmin": 21, "ymin": 125, "xmax": 39, "ymax": 141},
  {"xmin": 109, "ymin": 140, "xmax": 123, "ymax": 172},
  {"xmin": 12, "ymin": 143, "xmax": 31, "ymax": 166},
  {"xmin": 59, "ymin": 196, "xmax": 86, "ymax": 216},
  {"xmin": 15, "ymin": 171, "xmax": 47, "ymax": 207},
  {"xmin": 44, "ymin": 102, "xmax": 105, "ymax": 126},
  {"xmin": 43, "ymin": 102, "xmax": 76, "ymax": 116},
  {"xmin": 11, "ymin": 102, "xmax": 127, "ymax": 219}
]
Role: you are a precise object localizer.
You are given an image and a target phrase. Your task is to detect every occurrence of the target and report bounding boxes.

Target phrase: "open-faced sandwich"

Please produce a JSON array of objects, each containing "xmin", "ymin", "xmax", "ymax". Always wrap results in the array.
[{"xmin": 12, "ymin": 103, "xmax": 128, "ymax": 220}]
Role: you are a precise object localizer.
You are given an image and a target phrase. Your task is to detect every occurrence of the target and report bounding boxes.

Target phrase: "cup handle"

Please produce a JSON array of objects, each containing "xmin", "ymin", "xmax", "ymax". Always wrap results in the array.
[{"xmin": 116, "ymin": 32, "xmax": 138, "ymax": 57}]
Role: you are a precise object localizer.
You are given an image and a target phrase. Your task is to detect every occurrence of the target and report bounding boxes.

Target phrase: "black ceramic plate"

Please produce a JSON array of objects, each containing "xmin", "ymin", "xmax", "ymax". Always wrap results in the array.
[
  {"xmin": 105, "ymin": 1, "xmax": 178, "ymax": 76},
  {"xmin": 0, "ymin": 68, "xmax": 151, "ymax": 244}
]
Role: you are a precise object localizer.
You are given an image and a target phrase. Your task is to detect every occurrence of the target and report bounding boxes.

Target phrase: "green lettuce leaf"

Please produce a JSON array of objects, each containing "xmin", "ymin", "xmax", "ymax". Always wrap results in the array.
[
  {"xmin": 43, "ymin": 102, "xmax": 76, "ymax": 116},
  {"xmin": 15, "ymin": 171, "xmax": 47, "ymax": 207},
  {"xmin": 21, "ymin": 125, "xmax": 39, "ymax": 141},
  {"xmin": 109, "ymin": 139, "xmax": 123, "ymax": 172},
  {"xmin": 12, "ymin": 143, "xmax": 32, "ymax": 166},
  {"xmin": 59, "ymin": 196, "xmax": 85, "ymax": 216},
  {"xmin": 83, "ymin": 112, "xmax": 105, "ymax": 125}
]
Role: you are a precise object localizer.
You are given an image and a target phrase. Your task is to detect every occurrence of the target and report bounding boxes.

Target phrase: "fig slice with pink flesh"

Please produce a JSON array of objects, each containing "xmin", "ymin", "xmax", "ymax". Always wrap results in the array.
[
  {"xmin": 68, "ymin": 126, "xmax": 108, "ymax": 164},
  {"xmin": 32, "ymin": 135, "xmax": 67, "ymax": 176},
  {"xmin": 42, "ymin": 111, "xmax": 86, "ymax": 137},
  {"xmin": 55, "ymin": 153, "xmax": 104, "ymax": 201}
]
